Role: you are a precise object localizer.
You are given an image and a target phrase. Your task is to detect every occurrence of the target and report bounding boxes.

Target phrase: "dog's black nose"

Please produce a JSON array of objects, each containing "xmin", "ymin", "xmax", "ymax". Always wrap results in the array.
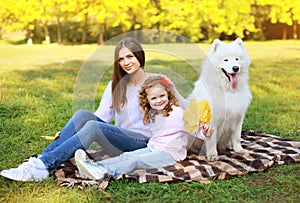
[{"xmin": 232, "ymin": 66, "xmax": 239, "ymax": 72}]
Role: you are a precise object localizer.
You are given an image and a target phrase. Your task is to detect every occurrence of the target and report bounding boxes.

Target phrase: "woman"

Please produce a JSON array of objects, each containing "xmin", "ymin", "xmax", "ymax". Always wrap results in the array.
[{"xmin": 1, "ymin": 37, "xmax": 183, "ymax": 182}]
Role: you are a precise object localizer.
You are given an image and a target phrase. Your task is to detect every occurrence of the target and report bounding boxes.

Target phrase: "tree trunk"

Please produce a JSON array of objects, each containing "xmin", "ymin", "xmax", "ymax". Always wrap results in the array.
[
  {"xmin": 97, "ymin": 23, "xmax": 104, "ymax": 45},
  {"xmin": 293, "ymin": 20, "xmax": 298, "ymax": 39},
  {"xmin": 81, "ymin": 13, "xmax": 88, "ymax": 44},
  {"xmin": 56, "ymin": 16, "xmax": 62, "ymax": 44},
  {"xmin": 43, "ymin": 21, "xmax": 50, "ymax": 44},
  {"xmin": 282, "ymin": 25, "xmax": 287, "ymax": 40},
  {"xmin": 27, "ymin": 26, "xmax": 33, "ymax": 45}
]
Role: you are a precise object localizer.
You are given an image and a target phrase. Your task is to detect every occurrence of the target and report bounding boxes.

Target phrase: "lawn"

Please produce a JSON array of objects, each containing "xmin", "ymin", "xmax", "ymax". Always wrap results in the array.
[{"xmin": 0, "ymin": 40, "xmax": 299, "ymax": 203}]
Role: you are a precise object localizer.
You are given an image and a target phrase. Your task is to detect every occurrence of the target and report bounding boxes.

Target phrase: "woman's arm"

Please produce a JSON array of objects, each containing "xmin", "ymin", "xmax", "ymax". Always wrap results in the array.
[{"xmin": 94, "ymin": 81, "xmax": 115, "ymax": 123}]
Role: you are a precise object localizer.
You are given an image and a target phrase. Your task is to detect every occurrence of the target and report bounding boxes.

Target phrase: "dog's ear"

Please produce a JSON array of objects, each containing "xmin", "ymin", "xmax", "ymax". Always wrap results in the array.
[
  {"xmin": 234, "ymin": 38, "xmax": 244, "ymax": 48},
  {"xmin": 209, "ymin": 39, "xmax": 222, "ymax": 54}
]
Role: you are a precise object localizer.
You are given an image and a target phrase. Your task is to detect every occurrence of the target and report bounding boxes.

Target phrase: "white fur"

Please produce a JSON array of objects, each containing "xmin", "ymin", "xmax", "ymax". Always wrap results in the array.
[{"xmin": 187, "ymin": 38, "xmax": 252, "ymax": 161}]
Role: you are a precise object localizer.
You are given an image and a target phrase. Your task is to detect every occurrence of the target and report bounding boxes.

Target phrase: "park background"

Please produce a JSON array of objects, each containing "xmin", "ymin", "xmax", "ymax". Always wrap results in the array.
[
  {"xmin": 0, "ymin": 0, "xmax": 300, "ymax": 202},
  {"xmin": 0, "ymin": 0, "xmax": 300, "ymax": 44}
]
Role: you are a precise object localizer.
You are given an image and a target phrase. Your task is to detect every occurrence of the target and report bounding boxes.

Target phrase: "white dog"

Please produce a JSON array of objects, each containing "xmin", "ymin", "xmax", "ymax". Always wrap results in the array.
[{"xmin": 187, "ymin": 38, "xmax": 252, "ymax": 161}]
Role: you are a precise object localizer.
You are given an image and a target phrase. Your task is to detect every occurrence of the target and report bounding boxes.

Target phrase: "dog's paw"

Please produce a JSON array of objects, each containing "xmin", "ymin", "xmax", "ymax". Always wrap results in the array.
[
  {"xmin": 207, "ymin": 154, "xmax": 219, "ymax": 162},
  {"xmin": 235, "ymin": 149, "xmax": 250, "ymax": 154},
  {"xmin": 233, "ymin": 147, "xmax": 249, "ymax": 153},
  {"xmin": 233, "ymin": 145, "xmax": 247, "ymax": 153}
]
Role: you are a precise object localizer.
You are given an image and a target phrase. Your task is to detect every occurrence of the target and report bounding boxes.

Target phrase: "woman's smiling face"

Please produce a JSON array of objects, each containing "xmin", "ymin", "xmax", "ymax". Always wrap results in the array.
[{"xmin": 118, "ymin": 47, "xmax": 141, "ymax": 74}]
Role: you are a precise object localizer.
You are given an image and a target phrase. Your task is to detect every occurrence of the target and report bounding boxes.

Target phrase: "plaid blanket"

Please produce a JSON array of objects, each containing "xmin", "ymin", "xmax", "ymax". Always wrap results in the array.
[{"xmin": 53, "ymin": 130, "xmax": 300, "ymax": 190}]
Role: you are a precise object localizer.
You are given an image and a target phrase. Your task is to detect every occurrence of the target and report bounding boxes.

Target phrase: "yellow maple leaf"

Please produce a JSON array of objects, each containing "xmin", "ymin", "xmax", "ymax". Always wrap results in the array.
[
  {"xmin": 183, "ymin": 100, "xmax": 200, "ymax": 132},
  {"xmin": 198, "ymin": 100, "xmax": 212, "ymax": 124},
  {"xmin": 183, "ymin": 99, "xmax": 212, "ymax": 133}
]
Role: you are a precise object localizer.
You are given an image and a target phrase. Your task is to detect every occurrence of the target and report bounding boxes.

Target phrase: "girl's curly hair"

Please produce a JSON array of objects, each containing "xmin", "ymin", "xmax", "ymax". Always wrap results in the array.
[{"xmin": 139, "ymin": 75, "xmax": 179, "ymax": 124}]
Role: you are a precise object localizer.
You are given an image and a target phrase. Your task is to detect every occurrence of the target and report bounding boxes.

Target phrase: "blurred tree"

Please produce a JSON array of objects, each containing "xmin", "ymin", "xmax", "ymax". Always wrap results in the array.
[
  {"xmin": 40, "ymin": 0, "xmax": 54, "ymax": 44},
  {"xmin": 75, "ymin": 0, "xmax": 92, "ymax": 44},
  {"xmin": 18, "ymin": 0, "xmax": 43, "ymax": 44},
  {"xmin": 0, "ymin": 0, "xmax": 14, "ymax": 39},
  {"xmin": 90, "ymin": 0, "xmax": 106, "ymax": 45},
  {"xmin": 158, "ymin": 0, "xmax": 206, "ymax": 42},
  {"xmin": 256, "ymin": 0, "xmax": 300, "ymax": 39},
  {"xmin": 214, "ymin": 0, "xmax": 257, "ymax": 39},
  {"xmin": 110, "ymin": 0, "xmax": 152, "ymax": 38},
  {"xmin": 154, "ymin": 0, "xmax": 256, "ymax": 41},
  {"xmin": 52, "ymin": 0, "xmax": 72, "ymax": 44},
  {"xmin": 1, "ymin": 0, "xmax": 42, "ymax": 44},
  {"xmin": 0, "ymin": 0, "xmax": 299, "ymax": 43}
]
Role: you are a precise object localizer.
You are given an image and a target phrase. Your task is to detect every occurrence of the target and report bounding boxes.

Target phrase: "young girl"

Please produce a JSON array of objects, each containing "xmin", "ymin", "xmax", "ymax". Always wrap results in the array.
[
  {"xmin": 1, "ymin": 37, "xmax": 185, "ymax": 182},
  {"xmin": 75, "ymin": 75, "xmax": 214, "ymax": 180}
]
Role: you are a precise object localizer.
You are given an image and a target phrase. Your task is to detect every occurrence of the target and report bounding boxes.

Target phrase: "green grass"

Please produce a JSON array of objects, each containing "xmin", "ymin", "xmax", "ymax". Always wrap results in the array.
[{"xmin": 0, "ymin": 40, "xmax": 299, "ymax": 203}]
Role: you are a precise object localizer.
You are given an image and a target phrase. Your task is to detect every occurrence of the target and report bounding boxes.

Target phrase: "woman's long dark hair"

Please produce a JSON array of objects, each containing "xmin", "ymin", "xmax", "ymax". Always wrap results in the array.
[{"xmin": 111, "ymin": 37, "xmax": 145, "ymax": 113}]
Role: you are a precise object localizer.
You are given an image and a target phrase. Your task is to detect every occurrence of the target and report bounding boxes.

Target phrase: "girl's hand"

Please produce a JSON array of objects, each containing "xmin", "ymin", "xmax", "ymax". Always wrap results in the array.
[
  {"xmin": 194, "ymin": 124, "xmax": 214, "ymax": 140},
  {"xmin": 202, "ymin": 124, "xmax": 214, "ymax": 138}
]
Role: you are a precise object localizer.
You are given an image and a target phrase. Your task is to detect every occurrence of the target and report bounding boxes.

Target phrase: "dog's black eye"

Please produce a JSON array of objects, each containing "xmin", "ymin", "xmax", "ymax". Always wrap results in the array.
[
  {"xmin": 224, "ymin": 59, "xmax": 228, "ymax": 62},
  {"xmin": 236, "ymin": 58, "xmax": 239, "ymax": 61}
]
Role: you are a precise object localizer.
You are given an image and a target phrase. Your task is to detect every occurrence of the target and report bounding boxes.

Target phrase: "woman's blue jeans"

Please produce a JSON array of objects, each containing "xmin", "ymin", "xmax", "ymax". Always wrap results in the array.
[{"xmin": 39, "ymin": 110, "xmax": 148, "ymax": 170}]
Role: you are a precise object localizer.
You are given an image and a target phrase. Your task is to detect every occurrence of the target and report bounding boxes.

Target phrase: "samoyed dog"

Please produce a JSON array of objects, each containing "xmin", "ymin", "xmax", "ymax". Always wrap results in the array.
[{"xmin": 188, "ymin": 38, "xmax": 252, "ymax": 161}]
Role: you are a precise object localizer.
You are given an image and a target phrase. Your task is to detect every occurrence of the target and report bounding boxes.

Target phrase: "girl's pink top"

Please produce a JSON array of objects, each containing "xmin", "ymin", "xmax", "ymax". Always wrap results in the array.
[{"xmin": 147, "ymin": 106, "xmax": 208, "ymax": 161}]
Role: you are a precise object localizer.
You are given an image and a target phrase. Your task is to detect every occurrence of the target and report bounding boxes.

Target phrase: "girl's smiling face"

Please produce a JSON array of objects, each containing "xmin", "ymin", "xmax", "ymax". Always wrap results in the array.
[
  {"xmin": 146, "ymin": 85, "xmax": 169, "ymax": 112},
  {"xmin": 118, "ymin": 47, "xmax": 141, "ymax": 74}
]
